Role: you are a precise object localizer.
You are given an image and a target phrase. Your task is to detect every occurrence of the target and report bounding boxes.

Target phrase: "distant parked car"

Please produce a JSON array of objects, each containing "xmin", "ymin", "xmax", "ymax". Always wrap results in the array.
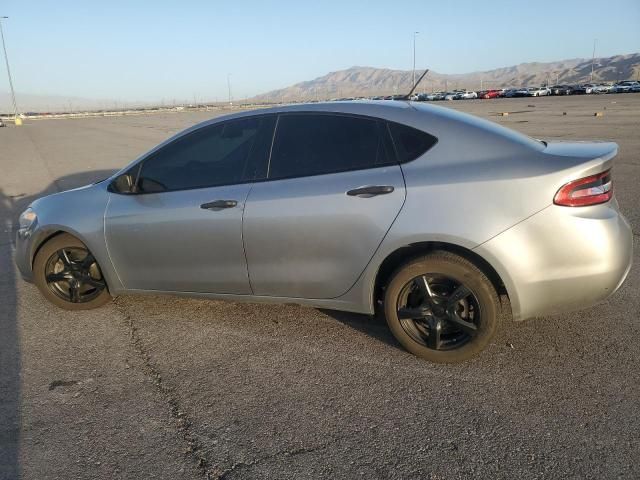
[
  {"xmin": 611, "ymin": 81, "xmax": 640, "ymax": 93},
  {"xmin": 425, "ymin": 92, "xmax": 444, "ymax": 101},
  {"xmin": 528, "ymin": 87, "xmax": 551, "ymax": 97},
  {"xmin": 503, "ymin": 89, "xmax": 520, "ymax": 98},
  {"xmin": 549, "ymin": 85, "xmax": 573, "ymax": 95},
  {"xmin": 444, "ymin": 92, "xmax": 460, "ymax": 101},
  {"xmin": 482, "ymin": 90, "xmax": 501, "ymax": 99},
  {"xmin": 460, "ymin": 91, "xmax": 478, "ymax": 99},
  {"xmin": 583, "ymin": 84, "xmax": 599, "ymax": 94},
  {"xmin": 594, "ymin": 84, "xmax": 613, "ymax": 94},
  {"xmin": 0, "ymin": 118, "xmax": 5, "ymax": 128},
  {"xmin": 570, "ymin": 85, "xmax": 587, "ymax": 95},
  {"xmin": 512, "ymin": 88, "xmax": 530, "ymax": 97}
]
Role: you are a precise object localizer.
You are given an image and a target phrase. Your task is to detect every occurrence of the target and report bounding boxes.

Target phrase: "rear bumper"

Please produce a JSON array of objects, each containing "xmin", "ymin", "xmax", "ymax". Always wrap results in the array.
[{"xmin": 474, "ymin": 200, "xmax": 633, "ymax": 321}]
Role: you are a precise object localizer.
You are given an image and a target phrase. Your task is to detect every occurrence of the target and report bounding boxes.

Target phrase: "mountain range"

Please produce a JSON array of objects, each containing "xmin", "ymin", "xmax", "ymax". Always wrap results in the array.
[
  {"xmin": 251, "ymin": 52, "xmax": 640, "ymax": 102},
  {"xmin": 2, "ymin": 53, "xmax": 639, "ymax": 112}
]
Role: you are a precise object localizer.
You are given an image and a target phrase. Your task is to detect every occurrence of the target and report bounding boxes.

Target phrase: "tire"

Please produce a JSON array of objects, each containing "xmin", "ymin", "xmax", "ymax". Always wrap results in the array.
[
  {"xmin": 33, "ymin": 233, "xmax": 112, "ymax": 310},
  {"xmin": 384, "ymin": 251, "xmax": 499, "ymax": 363}
]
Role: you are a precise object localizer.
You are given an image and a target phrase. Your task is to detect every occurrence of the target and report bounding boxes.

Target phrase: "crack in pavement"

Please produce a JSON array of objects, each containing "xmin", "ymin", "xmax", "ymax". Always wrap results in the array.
[
  {"xmin": 114, "ymin": 299, "xmax": 213, "ymax": 479},
  {"xmin": 214, "ymin": 438, "xmax": 344, "ymax": 479},
  {"xmin": 113, "ymin": 297, "xmax": 348, "ymax": 480}
]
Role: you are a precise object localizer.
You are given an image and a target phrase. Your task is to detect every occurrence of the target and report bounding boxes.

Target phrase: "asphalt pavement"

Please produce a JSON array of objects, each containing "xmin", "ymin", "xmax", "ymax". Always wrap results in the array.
[{"xmin": 1, "ymin": 95, "xmax": 639, "ymax": 479}]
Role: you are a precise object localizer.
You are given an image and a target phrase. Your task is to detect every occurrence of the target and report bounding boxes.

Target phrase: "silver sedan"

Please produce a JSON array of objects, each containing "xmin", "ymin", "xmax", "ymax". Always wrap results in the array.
[{"xmin": 15, "ymin": 101, "xmax": 633, "ymax": 363}]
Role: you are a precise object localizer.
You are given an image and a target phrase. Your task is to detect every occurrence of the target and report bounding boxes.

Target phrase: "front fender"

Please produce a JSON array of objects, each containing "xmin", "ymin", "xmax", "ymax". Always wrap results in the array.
[{"xmin": 23, "ymin": 184, "xmax": 122, "ymax": 291}]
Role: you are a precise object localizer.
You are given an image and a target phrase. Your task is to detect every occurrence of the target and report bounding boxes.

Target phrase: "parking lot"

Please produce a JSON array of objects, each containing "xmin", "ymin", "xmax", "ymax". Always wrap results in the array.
[{"xmin": 1, "ymin": 94, "xmax": 639, "ymax": 479}]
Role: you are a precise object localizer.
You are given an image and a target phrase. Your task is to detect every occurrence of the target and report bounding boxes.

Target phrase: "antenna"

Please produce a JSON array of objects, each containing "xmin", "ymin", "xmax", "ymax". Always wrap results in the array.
[{"xmin": 402, "ymin": 69, "xmax": 429, "ymax": 100}]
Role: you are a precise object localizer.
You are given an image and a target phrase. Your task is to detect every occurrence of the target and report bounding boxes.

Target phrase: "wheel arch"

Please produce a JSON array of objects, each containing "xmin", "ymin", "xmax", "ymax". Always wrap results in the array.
[
  {"xmin": 29, "ymin": 226, "xmax": 121, "ymax": 292},
  {"xmin": 31, "ymin": 229, "xmax": 70, "ymax": 268},
  {"xmin": 372, "ymin": 241, "xmax": 510, "ymax": 314}
]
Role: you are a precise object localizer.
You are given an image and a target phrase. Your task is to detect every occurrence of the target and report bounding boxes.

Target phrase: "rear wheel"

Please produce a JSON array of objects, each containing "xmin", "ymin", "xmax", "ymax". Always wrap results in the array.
[
  {"xmin": 33, "ymin": 233, "xmax": 111, "ymax": 310},
  {"xmin": 384, "ymin": 252, "xmax": 499, "ymax": 363}
]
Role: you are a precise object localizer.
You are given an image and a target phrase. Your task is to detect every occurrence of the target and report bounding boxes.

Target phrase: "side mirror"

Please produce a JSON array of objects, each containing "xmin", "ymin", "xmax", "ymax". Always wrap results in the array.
[{"xmin": 109, "ymin": 173, "xmax": 137, "ymax": 194}]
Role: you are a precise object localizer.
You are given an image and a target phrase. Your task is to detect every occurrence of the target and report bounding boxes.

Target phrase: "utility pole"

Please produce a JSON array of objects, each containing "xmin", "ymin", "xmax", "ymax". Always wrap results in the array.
[
  {"xmin": 412, "ymin": 31, "xmax": 419, "ymax": 87},
  {"xmin": 227, "ymin": 73, "xmax": 232, "ymax": 105},
  {"xmin": 590, "ymin": 39, "xmax": 597, "ymax": 83},
  {"xmin": 0, "ymin": 16, "xmax": 19, "ymax": 123}
]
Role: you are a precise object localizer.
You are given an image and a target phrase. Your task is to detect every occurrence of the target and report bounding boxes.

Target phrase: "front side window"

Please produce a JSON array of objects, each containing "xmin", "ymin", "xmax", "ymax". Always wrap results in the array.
[
  {"xmin": 137, "ymin": 115, "xmax": 275, "ymax": 193},
  {"xmin": 268, "ymin": 114, "xmax": 394, "ymax": 180}
]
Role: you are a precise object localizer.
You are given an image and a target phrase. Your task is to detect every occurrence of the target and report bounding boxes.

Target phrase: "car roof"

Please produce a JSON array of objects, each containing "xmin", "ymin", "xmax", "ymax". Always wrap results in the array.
[{"xmin": 170, "ymin": 100, "xmax": 545, "ymax": 156}]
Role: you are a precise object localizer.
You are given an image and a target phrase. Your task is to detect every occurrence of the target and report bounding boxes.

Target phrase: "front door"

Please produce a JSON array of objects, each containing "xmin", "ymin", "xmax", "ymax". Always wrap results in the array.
[{"xmin": 105, "ymin": 115, "xmax": 275, "ymax": 294}]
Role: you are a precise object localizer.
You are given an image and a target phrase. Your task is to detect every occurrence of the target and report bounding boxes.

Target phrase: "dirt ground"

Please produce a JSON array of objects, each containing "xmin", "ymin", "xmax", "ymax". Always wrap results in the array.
[{"xmin": 1, "ymin": 94, "xmax": 639, "ymax": 479}]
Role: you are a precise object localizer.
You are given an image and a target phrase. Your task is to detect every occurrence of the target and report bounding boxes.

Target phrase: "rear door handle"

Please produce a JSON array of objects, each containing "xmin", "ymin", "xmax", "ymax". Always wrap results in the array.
[
  {"xmin": 200, "ymin": 200, "xmax": 238, "ymax": 210},
  {"xmin": 346, "ymin": 185, "xmax": 395, "ymax": 197}
]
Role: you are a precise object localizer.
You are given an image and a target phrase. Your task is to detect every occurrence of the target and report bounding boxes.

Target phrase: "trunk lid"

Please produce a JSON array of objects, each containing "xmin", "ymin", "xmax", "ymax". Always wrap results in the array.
[
  {"xmin": 543, "ymin": 141, "xmax": 618, "ymax": 162},
  {"xmin": 542, "ymin": 141, "xmax": 618, "ymax": 179}
]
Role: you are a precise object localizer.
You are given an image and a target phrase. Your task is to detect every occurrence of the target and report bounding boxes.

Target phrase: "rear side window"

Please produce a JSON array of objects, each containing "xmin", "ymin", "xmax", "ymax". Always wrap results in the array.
[
  {"xmin": 268, "ymin": 114, "xmax": 395, "ymax": 180},
  {"xmin": 137, "ymin": 116, "xmax": 274, "ymax": 193},
  {"xmin": 388, "ymin": 122, "xmax": 438, "ymax": 163}
]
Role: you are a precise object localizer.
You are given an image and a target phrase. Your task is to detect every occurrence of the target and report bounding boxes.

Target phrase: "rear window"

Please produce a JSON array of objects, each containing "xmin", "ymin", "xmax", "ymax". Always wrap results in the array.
[{"xmin": 388, "ymin": 122, "xmax": 438, "ymax": 163}]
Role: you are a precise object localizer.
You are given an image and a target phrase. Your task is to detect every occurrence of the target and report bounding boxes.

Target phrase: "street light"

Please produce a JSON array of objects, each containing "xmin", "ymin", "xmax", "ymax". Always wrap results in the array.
[
  {"xmin": 227, "ymin": 73, "xmax": 232, "ymax": 105},
  {"xmin": 0, "ymin": 16, "xmax": 19, "ymax": 123},
  {"xmin": 412, "ymin": 31, "xmax": 419, "ymax": 87},
  {"xmin": 590, "ymin": 39, "xmax": 597, "ymax": 83}
]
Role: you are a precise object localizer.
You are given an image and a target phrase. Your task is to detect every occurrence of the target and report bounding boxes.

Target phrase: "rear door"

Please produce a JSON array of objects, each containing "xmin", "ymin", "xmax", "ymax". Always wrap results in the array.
[{"xmin": 243, "ymin": 112, "xmax": 406, "ymax": 299}]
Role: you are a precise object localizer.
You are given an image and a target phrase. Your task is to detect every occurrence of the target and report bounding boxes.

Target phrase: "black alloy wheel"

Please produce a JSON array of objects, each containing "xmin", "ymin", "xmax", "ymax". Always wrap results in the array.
[
  {"xmin": 44, "ymin": 247, "xmax": 106, "ymax": 303},
  {"xmin": 383, "ymin": 251, "xmax": 500, "ymax": 363},
  {"xmin": 33, "ymin": 233, "xmax": 112, "ymax": 310},
  {"xmin": 396, "ymin": 274, "xmax": 480, "ymax": 351}
]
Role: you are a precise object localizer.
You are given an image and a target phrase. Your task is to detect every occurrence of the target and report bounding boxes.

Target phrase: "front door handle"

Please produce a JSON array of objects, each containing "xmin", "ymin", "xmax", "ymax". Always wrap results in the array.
[
  {"xmin": 200, "ymin": 200, "xmax": 238, "ymax": 210},
  {"xmin": 346, "ymin": 185, "xmax": 395, "ymax": 197}
]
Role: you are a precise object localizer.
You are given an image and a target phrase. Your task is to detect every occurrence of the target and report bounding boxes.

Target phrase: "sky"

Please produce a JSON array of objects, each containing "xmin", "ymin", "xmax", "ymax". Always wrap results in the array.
[{"xmin": 0, "ymin": 0, "xmax": 639, "ymax": 103}]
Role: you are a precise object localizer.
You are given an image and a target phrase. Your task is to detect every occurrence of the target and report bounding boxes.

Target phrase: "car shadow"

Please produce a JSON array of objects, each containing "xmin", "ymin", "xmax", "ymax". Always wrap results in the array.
[
  {"xmin": 0, "ymin": 169, "xmax": 117, "ymax": 479},
  {"xmin": 318, "ymin": 308, "xmax": 404, "ymax": 351},
  {"xmin": 0, "ymin": 187, "xmax": 21, "ymax": 480}
]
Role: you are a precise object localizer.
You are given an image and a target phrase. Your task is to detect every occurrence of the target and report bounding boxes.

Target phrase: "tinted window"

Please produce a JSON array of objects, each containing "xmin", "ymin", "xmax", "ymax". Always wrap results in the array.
[
  {"xmin": 268, "ymin": 114, "xmax": 394, "ymax": 180},
  {"xmin": 388, "ymin": 122, "xmax": 438, "ymax": 163},
  {"xmin": 137, "ymin": 116, "xmax": 274, "ymax": 193}
]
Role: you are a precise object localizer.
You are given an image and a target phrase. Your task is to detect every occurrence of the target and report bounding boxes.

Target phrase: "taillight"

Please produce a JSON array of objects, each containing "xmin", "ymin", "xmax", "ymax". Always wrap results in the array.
[{"xmin": 554, "ymin": 169, "xmax": 613, "ymax": 207}]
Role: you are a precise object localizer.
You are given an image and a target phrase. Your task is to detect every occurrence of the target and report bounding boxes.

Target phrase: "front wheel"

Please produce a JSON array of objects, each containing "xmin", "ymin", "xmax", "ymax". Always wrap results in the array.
[
  {"xmin": 33, "ymin": 233, "xmax": 112, "ymax": 310},
  {"xmin": 384, "ymin": 252, "xmax": 500, "ymax": 363}
]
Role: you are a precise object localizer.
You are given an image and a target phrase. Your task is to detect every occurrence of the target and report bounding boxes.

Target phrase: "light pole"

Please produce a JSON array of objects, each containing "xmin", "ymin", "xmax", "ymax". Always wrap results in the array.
[
  {"xmin": 412, "ymin": 31, "xmax": 419, "ymax": 87},
  {"xmin": 0, "ymin": 16, "xmax": 19, "ymax": 122},
  {"xmin": 227, "ymin": 73, "xmax": 232, "ymax": 105},
  {"xmin": 590, "ymin": 39, "xmax": 597, "ymax": 83}
]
